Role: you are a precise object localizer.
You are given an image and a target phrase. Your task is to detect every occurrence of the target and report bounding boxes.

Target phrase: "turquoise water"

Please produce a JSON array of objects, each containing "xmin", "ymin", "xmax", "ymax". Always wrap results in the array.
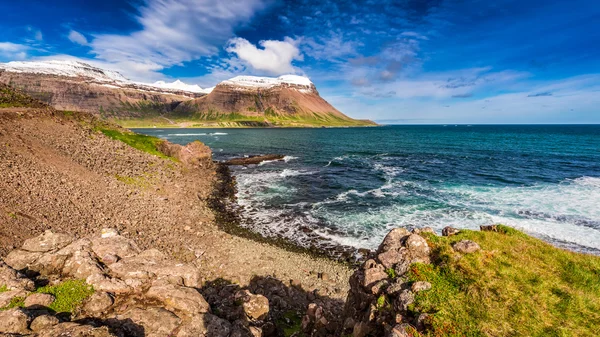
[{"xmin": 135, "ymin": 125, "xmax": 600, "ymax": 254}]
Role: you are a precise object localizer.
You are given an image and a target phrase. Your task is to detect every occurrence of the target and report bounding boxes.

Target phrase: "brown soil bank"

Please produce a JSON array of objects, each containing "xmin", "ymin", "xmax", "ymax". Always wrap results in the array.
[{"xmin": 0, "ymin": 85, "xmax": 352, "ymax": 328}]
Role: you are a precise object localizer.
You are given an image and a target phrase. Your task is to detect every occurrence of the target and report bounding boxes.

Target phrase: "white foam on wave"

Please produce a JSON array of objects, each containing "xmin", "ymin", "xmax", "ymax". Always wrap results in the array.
[
  {"xmin": 168, "ymin": 133, "xmax": 207, "ymax": 136},
  {"xmin": 283, "ymin": 156, "xmax": 298, "ymax": 162},
  {"xmin": 210, "ymin": 132, "xmax": 228, "ymax": 136}
]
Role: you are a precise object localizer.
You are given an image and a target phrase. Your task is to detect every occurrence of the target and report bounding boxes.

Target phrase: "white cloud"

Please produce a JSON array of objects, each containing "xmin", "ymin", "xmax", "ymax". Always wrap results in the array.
[
  {"xmin": 68, "ymin": 30, "xmax": 88, "ymax": 45},
  {"xmin": 302, "ymin": 31, "xmax": 361, "ymax": 62},
  {"xmin": 226, "ymin": 37, "xmax": 302, "ymax": 75},
  {"xmin": 0, "ymin": 42, "xmax": 30, "ymax": 60},
  {"xmin": 88, "ymin": 0, "xmax": 267, "ymax": 81}
]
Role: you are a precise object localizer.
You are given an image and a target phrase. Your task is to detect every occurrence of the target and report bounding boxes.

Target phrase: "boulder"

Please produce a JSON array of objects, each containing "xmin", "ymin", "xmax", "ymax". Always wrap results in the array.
[
  {"xmin": 83, "ymin": 292, "xmax": 114, "ymax": 314},
  {"xmin": 0, "ymin": 308, "xmax": 30, "ymax": 334},
  {"xmin": 29, "ymin": 314, "xmax": 59, "ymax": 331},
  {"xmin": 378, "ymin": 228, "xmax": 410, "ymax": 253},
  {"xmin": 24, "ymin": 293, "xmax": 55, "ymax": 308},
  {"xmin": 405, "ymin": 234, "xmax": 431, "ymax": 259},
  {"xmin": 21, "ymin": 230, "xmax": 73, "ymax": 252},
  {"xmin": 86, "ymin": 273, "xmax": 131, "ymax": 294},
  {"xmin": 362, "ymin": 260, "xmax": 388, "ymax": 289},
  {"xmin": 396, "ymin": 289, "xmax": 414, "ymax": 312},
  {"xmin": 235, "ymin": 290, "xmax": 270, "ymax": 321},
  {"xmin": 412, "ymin": 227, "xmax": 435, "ymax": 235},
  {"xmin": 411, "ymin": 281, "xmax": 432, "ymax": 293},
  {"xmin": 116, "ymin": 307, "xmax": 181, "ymax": 337},
  {"xmin": 91, "ymin": 234, "xmax": 140, "ymax": 261},
  {"xmin": 0, "ymin": 289, "xmax": 28, "ymax": 308},
  {"xmin": 61, "ymin": 248, "xmax": 104, "ymax": 279},
  {"xmin": 442, "ymin": 226, "xmax": 459, "ymax": 237},
  {"xmin": 0, "ymin": 260, "xmax": 35, "ymax": 291},
  {"xmin": 146, "ymin": 283, "xmax": 210, "ymax": 316},
  {"xmin": 453, "ymin": 240, "xmax": 481, "ymax": 254},
  {"xmin": 37, "ymin": 322, "xmax": 117, "ymax": 337},
  {"xmin": 4, "ymin": 250, "xmax": 43, "ymax": 270},
  {"xmin": 176, "ymin": 314, "xmax": 231, "ymax": 337}
]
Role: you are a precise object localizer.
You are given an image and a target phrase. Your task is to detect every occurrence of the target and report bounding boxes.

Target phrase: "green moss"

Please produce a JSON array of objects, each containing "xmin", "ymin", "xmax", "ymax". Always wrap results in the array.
[
  {"xmin": 0, "ymin": 285, "xmax": 8, "ymax": 293},
  {"xmin": 1, "ymin": 296, "xmax": 25, "ymax": 310},
  {"xmin": 36, "ymin": 280, "xmax": 94, "ymax": 313},
  {"xmin": 277, "ymin": 311, "xmax": 305, "ymax": 337},
  {"xmin": 385, "ymin": 267, "xmax": 397, "ymax": 279},
  {"xmin": 97, "ymin": 128, "xmax": 173, "ymax": 160},
  {"xmin": 7, "ymin": 212, "xmax": 17, "ymax": 219},
  {"xmin": 406, "ymin": 227, "xmax": 600, "ymax": 337}
]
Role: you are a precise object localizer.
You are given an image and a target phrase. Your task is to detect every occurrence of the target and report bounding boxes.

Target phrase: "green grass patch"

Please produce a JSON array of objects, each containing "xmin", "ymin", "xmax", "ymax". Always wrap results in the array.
[
  {"xmin": 97, "ymin": 128, "xmax": 172, "ymax": 160},
  {"xmin": 1, "ymin": 296, "xmax": 25, "ymax": 310},
  {"xmin": 36, "ymin": 280, "xmax": 94, "ymax": 313},
  {"xmin": 405, "ymin": 225, "xmax": 600, "ymax": 337},
  {"xmin": 277, "ymin": 311, "xmax": 305, "ymax": 337},
  {"xmin": 0, "ymin": 285, "xmax": 8, "ymax": 293}
]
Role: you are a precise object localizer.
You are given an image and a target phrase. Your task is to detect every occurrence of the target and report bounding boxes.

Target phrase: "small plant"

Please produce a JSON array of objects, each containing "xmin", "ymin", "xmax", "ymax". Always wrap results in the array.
[
  {"xmin": 7, "ymin": 212, "xmax": 17, "ymax": 219},
  {"xmin": 36, "ymin": 280, "xmax": 94, "ymax": 313},
  {"xmin": 0, "ymin": 285, "xmax": 8, "ymax": 293},
  {"xmin": 1, "ymin": 296, "xmax": 25, "ymax": 310},
  {"xmin": 385, "ymin": 267, "xmax": 397, "ymax": 279}
]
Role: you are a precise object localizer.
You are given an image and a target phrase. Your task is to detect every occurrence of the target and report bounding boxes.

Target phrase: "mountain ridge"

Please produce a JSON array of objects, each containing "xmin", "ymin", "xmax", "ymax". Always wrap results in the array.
[{"xmin": 0, "ymin": 60, "xmax": 375, "ymax": 127}]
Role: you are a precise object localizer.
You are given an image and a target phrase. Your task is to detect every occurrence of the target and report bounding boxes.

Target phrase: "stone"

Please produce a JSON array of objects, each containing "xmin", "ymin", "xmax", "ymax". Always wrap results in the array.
[
  {"xmin": 480, "ymin": 225, "xmax": 498, "ymax": 232},
  {"xmin": 21, "ymin": 230, "xmax": 73, "ymax": 252},
  {"xmin": 91, "ymin": 234, "xmax": 140, "ymax": 261},
  {"xmin": 176, "ymin": 314, "xmax": 231, "ymax": 337},
  {"xmin": 235, "ymin": 290, "xmax": 269, "ymax": 321},
  {"xmin": 24, "ymin": 293, "xmax": 55, "ymax": 308},
  {"xmin": 412, "ymin": 227, "xmax": 435, "ymax": 235},
  {"xmin": 100, "ymin": 228, "xmax": 119, "ymax": 238},
  {"xmin": 353, "ymin": 321, "xmax": 371, "ymax": 337},
  {"xmin": 362, "ymin": 260, "xmax": 388, "ymax": 288},
  {"xmin": 453, "ymin": 240, "xmax": 481, "ymax": 254},
  {"xmin": 30, "ymin": 314, "xmax": 59, "ymax": 331},
  {"xmin": 0, "ymin": 260, "xmax": 35, "ymax": 291},
  {"xmin": 146, "ymin": 283, "xmax": 210, "ymax": 316},
  {"xmin": 377, "ymin": 248, "xmax": 406, "ymax": 269},
  {"xmin": 31, "ymin": 252, "xmax": 69, "ymax": 275},
  {"xmin": 86, "ymin": 273, "xmax": 131, "ymax": 294},
  {"xmin": 83, "ymin": 292, "xmax": 114, "ymax": 314},
  {"xmin": 4, "ymin": 250, "xmax": 43, "ymax": 270},
  {"xmin": 0, "ymin": 308, "xmax": 30, "ymax": 334},
  {"xmin": 389, "ymin": 323, "xmax": 411, "ymax": 337},
  {"xmin": 396, "ymin": 289, "xmax": 414, "ymax": 311},
  {"xmin": 404, "ymin": 234, "xmax": 431, "ymax": 258},
  {"xmin": 37, "ymin": 322, "xmax": 117, "ymax": 337},
  {"xmin": 411, "ymin": 281, "xmax": 432, "ymax": 293},
  {"xmin": 415, "ymin": 313, "xmax": 430, "ymax": 331},
  {"xmin": 442, "ymin": 226, "xmax": 460, "ymax": 237},
  {"xmin": 378, "ymin": 228, "xmax": 410, "ymax": 253},
  {"xmin": 0, "ymin": 289, "xmax": 28, "ymax": 308},
  {"xmin": 248, "ymin": 326, "xmax": 262, "ymax": 337},
  {"xmin": 116, "ymin": 307, "xmax": 181, "ymax": 337}
]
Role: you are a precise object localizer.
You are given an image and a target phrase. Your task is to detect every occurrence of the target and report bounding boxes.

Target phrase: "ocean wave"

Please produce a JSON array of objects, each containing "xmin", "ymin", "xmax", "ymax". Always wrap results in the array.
[
  {"xmin": 283, "ymin": 155, "xmax": 298, "ymax": 162},
  {"xmin": 167, "ymin": 133, "xmax": 207, "ymax": 136},
  {"xmin": 210, "ymin": 132, "xmax": 228, "ymax": 136}
]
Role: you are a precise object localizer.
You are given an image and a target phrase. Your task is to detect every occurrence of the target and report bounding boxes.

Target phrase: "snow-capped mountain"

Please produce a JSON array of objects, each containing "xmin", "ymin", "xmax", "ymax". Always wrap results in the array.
[{"xmin": 0, "ymin": 60, "xmax": 212, "ymax": 95}]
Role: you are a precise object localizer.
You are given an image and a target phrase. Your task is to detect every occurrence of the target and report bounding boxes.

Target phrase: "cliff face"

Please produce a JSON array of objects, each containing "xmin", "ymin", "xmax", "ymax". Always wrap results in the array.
[
  {"xmin": 176, "ymin": 76, "xmax": 376, "ymax": 126},
  {"xmin": 0, "ymin": 71, "xmax": 197, "ymax": 118}
]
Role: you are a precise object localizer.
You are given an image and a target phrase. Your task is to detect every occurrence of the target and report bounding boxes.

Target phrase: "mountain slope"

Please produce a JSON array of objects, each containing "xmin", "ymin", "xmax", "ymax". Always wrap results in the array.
[{"xmin": 171, "ymin": 75, "xmax": 376, "ymax": 127}]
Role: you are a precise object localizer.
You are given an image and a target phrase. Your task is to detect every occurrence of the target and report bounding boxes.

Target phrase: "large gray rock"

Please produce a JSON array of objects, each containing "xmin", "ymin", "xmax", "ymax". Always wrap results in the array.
[
  {"xmin": 0, "ymin": 289, "xmax": 28, "ymax": 308},
  {"xmin": 453, "ymin": 240, "xmax": 481, "ymax": 254},
  {"xmin": 4, "ymin": 249, "xmax": 43, "ymax": 270},
  {"xmin": 29, "ymin": 314, "xmax": 59, "ymax": 331},
  {"xmin": 442, "ymin": 226, "xmax": 460, "ymax": 237},
  {"xmin": 176, "ymin": 314, "xmax": 232, "ymax": 337},
  {"xmin": 37, "ymin": 322, "xmax": 117, "ymax": 337},
  {"xmin": 146, "ymin": 283, "xmax": 210, "ymax": 316},
  {"xmin": 378, "ymin": 228, "xmax": 411, "ymax": 253},
  {"xmin": 83, "ymin": 292, "xmax": 114, "ymax": 314},
  {"xmin": 91, "ymin": 233, "xmax": 140, "ymax": 261},
  {"xmin": 116, "ymin": 307, "xmax": 182, "ymax": 337},
  {"xmin": 24, "ymin": 293, "xmax": 55, "ymax": 308},
  {"xmin": 235, "ymin": 290, "xmax": 270, "ymax": 321},
  {"xmin": 21, "ymin": 230, "xmax": 73, "ymax": 252},
  {"xmin": 86, "ymin": 273, "xmax": 131, "ymax": 294},
  {"xmin": 0, "ymin": 308, "xmax": 30, "ymax": 334},
  {"xmin": 388, "ymin": 323, "xmax": 412, "ymax": 337},
  {"xmin": 0, "ymin": 260, "xmax": 35, "ymax": 291}
]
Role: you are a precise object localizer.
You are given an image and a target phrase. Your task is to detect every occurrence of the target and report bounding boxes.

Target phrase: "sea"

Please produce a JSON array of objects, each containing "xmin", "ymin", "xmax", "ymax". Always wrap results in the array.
[{"xmin": 134, "ymin": 125, "xmax": 600, "ymax": 255}]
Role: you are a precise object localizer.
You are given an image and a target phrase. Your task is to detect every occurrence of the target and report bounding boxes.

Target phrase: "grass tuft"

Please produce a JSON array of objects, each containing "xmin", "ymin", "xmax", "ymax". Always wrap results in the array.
[
  {"xmin": 0, "ymin": 285, "xmax": 8, "ymax": 293},
  {"xmin": 97, "ymin": 128, "xmax": 173, "ymax": 160},
  {"xmin": 407, "ymin": 227, "xmax": 600, "ymax": 337},
  {"xmin": 35, "ymin": 279, "xmax": 94, "ymax": 313}
]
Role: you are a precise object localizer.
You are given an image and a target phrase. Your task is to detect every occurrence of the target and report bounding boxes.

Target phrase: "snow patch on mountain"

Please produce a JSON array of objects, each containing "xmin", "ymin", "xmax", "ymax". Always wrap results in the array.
[
  {"xmin": 0, "ymin": 60, "xmax": 128, "ymax": 83},
  {"xmin": 222, "ymin": 75, "xmax": 313, "ymax": 89},
  {"xmin": 151, "ymin": 80, "xmax": 213, "ymax": 94}
]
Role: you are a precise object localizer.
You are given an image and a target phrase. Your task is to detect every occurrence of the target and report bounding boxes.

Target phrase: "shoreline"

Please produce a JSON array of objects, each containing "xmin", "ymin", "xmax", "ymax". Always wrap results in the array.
[{"xmin": 208, "ymin": 162, "xmax": 365, "ymax": 265}]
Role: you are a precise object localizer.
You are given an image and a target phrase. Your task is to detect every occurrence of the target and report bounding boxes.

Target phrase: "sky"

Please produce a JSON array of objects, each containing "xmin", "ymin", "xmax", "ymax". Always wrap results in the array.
[{"xmin": 1, "ymin": 0, "xmax": 599, "ymax": 123}]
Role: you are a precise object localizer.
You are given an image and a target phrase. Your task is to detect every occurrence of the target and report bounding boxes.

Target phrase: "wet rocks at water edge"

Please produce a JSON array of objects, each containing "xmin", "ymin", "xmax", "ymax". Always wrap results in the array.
[
  {"xmin": 0, "ymin": 229, "xmax": 273, "ymax": 337},
  {"xmin": 223, "ymin": 154, "xmax": 285, "ymax": 166}
]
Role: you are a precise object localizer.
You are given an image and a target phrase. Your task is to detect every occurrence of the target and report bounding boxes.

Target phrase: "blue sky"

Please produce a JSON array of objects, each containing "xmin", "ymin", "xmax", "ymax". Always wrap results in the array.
[{"xmin": 1, "ymin": 0, "xmax": 599, "ymax": 123}]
